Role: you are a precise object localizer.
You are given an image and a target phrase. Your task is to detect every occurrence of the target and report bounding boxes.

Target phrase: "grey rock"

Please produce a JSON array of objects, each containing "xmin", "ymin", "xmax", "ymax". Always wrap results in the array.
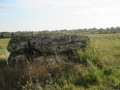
[
  {"xmin": 7, "ymin": 35, "xmax": 90, "ymax": 53},
  {"xmin": 7, "ymin": 35, "xmax": 90, "ymax": 66},
  {"xmin": 7, "ymin": 53, "xmax": 26, "ymax": 66}
]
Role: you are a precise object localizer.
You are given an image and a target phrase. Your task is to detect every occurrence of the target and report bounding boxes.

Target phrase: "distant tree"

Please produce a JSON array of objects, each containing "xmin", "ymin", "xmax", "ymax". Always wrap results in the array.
[
  {"xmin": 21, "ymin": 32, "xmax": 25, "ymax": 36},
  {"xmin": 11, "ymin": 32, "xmax": 14, "ymax": 38},
  {"xmin": 0, "ymin": 33, "xmax": 4, "ymax": 38}
]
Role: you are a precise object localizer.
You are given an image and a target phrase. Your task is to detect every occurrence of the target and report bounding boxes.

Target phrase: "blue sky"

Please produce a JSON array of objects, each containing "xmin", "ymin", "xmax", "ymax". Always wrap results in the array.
[{"xmin": 0, "ymin": 0, "xmax": 120, "ymax": 32}]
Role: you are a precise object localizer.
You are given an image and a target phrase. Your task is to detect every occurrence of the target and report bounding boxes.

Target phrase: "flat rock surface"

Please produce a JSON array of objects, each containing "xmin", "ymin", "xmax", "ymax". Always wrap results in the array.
[{"xmin": 7, "ymin": 35, "xmax": 90, "ymax": 53}]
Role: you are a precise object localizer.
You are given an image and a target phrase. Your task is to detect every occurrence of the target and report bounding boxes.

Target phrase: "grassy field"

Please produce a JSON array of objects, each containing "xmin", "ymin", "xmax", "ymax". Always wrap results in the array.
[
  {"xmin": 0, "ymin": 34, "xmax": 120, "ymax": 89},
  {"xmin": 88, "ymin": 33, "xmax": 120, "ymax": 65},
  {"xmin": 0, "ymin": 38, "xmax": 10, "ymax": 59}
]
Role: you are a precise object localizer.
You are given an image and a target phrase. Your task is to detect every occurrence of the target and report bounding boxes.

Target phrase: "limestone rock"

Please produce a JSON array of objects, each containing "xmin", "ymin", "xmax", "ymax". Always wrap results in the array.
[
  {"xmin": 7, "ymin": 35, "xmax": 90, "ymax": 53},
  {"xmin": 7, "ymin": 35, "xmax": 90, "ymax": 66}
]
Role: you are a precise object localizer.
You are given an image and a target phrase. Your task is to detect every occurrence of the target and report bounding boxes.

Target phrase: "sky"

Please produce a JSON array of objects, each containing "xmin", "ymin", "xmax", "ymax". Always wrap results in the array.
[{"xmin": 0, "ymin": 0, "xmax": 120, "ymax": 32}]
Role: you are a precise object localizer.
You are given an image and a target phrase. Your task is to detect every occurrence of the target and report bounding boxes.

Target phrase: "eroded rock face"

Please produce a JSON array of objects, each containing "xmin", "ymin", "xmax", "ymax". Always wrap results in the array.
[{"xmin": 7, "ymin": 35, "xmax": 90, "ymax": 66}]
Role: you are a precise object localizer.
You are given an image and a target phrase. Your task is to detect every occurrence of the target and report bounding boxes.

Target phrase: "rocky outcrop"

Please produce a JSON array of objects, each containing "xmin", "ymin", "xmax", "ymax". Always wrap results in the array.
[{"xmin": 7, "ymin": 35, "xmax": 90, "ymax": 66}]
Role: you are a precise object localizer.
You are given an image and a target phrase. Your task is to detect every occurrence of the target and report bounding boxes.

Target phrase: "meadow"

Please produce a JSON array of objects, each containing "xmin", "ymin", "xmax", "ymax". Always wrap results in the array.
[{"xmin": 0, "ymin": 33, "xmax": 120, "ymax": 90}]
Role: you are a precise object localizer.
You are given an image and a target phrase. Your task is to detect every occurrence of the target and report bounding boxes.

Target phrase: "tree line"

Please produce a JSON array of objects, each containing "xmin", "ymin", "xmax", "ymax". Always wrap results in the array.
[{"xmin": 0, "ymin": 26, "xmax": 120, "ymax": 38}]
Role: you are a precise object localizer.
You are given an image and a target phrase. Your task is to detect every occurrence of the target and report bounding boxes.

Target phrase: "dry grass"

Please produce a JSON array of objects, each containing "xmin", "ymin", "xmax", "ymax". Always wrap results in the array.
[{"xmin": 0, "ymin": 60, "xmax": 87, "ymax": 89}]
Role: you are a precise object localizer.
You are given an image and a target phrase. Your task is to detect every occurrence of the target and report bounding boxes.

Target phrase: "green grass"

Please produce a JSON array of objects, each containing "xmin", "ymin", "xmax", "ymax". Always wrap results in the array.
[
  {"xmin": 0, "ymin": 34, "xmax": 120, "ymax": 90},
  {"xmin": 0, "ymin": 38, "xmax": 10, "ymax": 59}
]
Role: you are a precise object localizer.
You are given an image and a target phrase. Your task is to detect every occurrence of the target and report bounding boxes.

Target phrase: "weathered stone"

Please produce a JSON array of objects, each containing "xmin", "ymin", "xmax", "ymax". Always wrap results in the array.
[
  {"xmin": 7, "ymin": 35, "xmax": 90, "ymax": 53},
  {"xmin": 7, "ymin": 35, "xmax": 90, "ymax": 66},
  {"xmin": 7, "ymin": 53, "xmax": 26, "ymax": 66}
]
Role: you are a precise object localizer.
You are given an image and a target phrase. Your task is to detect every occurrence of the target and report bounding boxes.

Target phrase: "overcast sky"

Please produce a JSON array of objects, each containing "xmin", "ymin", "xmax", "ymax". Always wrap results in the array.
[{"xmin": 0, "ymin": 0, "xmax": 120, "ymax": 32}]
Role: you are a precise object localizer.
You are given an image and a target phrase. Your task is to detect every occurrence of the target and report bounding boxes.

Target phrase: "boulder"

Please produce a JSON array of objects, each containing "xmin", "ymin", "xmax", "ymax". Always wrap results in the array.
[{"xmin": 7, "ymin": 35, "xmax": 90, "ymax": 66}]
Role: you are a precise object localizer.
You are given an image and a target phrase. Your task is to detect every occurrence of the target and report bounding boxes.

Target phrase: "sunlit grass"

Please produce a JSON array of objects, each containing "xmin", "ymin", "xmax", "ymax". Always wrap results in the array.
[
  {"xmin": 0, "ymin": 38, "xmax": 10, "ymax": 59},
  {"xmin": 87, "ymin": 33, "xmax": 120, "ymax": 66}
]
